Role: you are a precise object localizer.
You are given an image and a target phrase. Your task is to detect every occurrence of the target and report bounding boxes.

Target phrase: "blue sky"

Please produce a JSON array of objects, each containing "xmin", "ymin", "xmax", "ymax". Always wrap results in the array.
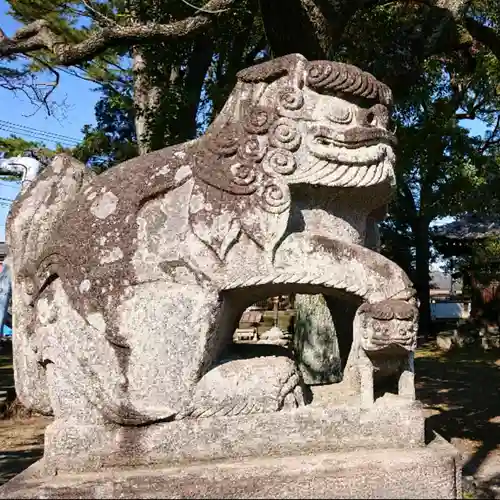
[{"xmin": 0, "ymin": 0, "xmax": 99, "ymax": 239}]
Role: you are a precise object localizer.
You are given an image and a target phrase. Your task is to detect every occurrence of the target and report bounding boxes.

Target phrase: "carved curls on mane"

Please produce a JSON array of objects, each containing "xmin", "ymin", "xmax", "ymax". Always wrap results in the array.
[{"xmin": 306, "ymin": 60, "xmax": 393, "ymax": 107}]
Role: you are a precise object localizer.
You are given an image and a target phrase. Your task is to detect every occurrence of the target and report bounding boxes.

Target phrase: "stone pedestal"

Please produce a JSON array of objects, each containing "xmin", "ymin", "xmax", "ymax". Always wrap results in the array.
[
  {"xmin": 0, "ymin": 436, "xmax": 461, "ymax": 499},
  {"xmin": 0, "ymin": 397, "xmax": 462, "ymax": 499}
]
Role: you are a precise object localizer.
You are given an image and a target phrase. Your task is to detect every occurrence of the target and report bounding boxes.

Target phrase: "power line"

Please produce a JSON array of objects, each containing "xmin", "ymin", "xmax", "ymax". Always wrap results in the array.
[
  {"xmin": 0, "ymin": 119, "xmax": 81, "ymax": 143},
  {"xmin": 0, "ymin": 124, "xmax": 80, "ymax": 146},
  {"xmin": 0, "ymin": 197, "xmax": 14, "ymax": 203},
  {"xmin": 0, "ymin": 125, "xmax": 74, "ymax": 146},
  {"xmin": 0, "ymin": 125, "xmax": 78, "ymax": 148}
]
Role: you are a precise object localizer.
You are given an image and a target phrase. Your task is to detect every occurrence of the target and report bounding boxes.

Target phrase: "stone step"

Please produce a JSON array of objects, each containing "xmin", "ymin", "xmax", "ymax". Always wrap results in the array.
[{"xmin": 0, "ymin": 442, "xmax": 461, "ymax": 499}]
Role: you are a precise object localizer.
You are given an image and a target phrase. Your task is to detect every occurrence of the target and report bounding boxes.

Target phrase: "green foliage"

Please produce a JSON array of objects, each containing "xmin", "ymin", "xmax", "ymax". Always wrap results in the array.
[
  {"xmin": 7, "ymin": 0, "xmax": 263, "ymax": 152},
  {"xmin": 378, "ymin": 45, "xmax": 500, "ymax": 277},
  {"xmin": 438, "ymin": 235, "xmax": 500, "ymax": 287},
  {"xmin": 73, "ymin": 83, "xmax": 137, "ymax": 172},
  {"xmin": 0, "ymin": 135, "xmax": 44, "ymax": 157}
]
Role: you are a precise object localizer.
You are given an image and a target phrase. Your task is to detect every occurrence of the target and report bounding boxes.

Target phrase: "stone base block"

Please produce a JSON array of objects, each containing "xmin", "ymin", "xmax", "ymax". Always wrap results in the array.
[
  {"xmin": 0, "ymin": 436, "xmax": 462, "ymax": 499},
  {"xmin": 42, "ymin": 396, "xmax": 425, "ymax": 474}
]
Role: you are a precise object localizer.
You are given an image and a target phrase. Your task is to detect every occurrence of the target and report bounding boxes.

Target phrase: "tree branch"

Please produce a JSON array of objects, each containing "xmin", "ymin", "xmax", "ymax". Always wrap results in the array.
[
  {"xmin": 365, "ymin": 0, "xmax": 500, "ymax": 62},
  {"xmin": 0, "ymin": 56, "xmax": 60, "ymax": 116},
  {"xmin": 480, "ymin": 114, "xmax": 500, "ymax": 154},
  {"xmin": 361, "ymin": 0, "xmax": 471, "ymax": 17},
  {"xmin": 464, "ymin": 16, "xmax": 500, "ymax": 61},
  {"xmin": 0, "ymin": 0, "xmax": 236, "ymax": 66}
]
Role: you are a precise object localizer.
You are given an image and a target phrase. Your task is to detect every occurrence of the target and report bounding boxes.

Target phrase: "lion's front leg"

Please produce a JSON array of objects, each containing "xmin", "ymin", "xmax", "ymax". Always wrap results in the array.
[
  {"xmin": 398, "ymin": 352, "xmax": 416, "ymax": 400},
  {"xmin": 358, "ymin": 350, "xmax": 375, "ymax": 408}
]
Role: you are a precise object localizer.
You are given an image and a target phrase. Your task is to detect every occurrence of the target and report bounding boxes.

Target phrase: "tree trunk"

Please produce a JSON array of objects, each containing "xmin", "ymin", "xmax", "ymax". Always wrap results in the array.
[
  {"xmin": 182, "ymin": 39, "xmax": 215, "ymax": 140},
  {"xmin": 258, "ymin": 0, "xmax": 360, "ymax": 59},
  {"xmin": 414, "ymin": 216, "xmax": 431, "ymax": 339},
  {"xmin": 132, "ymin": 47, "xmax": 159, "ymax": 155}
]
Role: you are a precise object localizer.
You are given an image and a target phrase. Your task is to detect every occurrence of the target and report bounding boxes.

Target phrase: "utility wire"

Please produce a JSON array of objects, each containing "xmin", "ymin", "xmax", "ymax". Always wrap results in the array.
[
  {"xmin": 0, "ymin": 125, "xmax": 78, "ymax": 148},
  {"xmin": 0, "ymin": 124, "xmax": 80, "ymax": 146},
  {"xmin": 0, "ymin": 119, "xmax": 81, "ymax": 143}
]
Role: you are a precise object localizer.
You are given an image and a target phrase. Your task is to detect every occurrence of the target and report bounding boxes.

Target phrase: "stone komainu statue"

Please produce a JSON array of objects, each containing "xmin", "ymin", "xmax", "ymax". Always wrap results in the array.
[{"xmin": 7, "ymin": 54, "xmax": 417, "ymax": 433}]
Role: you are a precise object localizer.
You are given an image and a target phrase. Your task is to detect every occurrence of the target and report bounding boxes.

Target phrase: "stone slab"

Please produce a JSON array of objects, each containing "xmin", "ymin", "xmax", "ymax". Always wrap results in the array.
[
  {"xmin": 0, "ymin": 437, "xmax": 462, "ymax": 499},
  {"xmin": 41, "ymin": 398, "xmax": 425, "ymax": 474}
]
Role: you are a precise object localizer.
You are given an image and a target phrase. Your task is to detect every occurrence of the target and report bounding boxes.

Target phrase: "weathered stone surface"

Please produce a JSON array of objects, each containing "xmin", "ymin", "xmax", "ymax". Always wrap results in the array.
[
  {"xmin": 35, "ymin": 398, "xmax": 424, "ymax": 475},
  {"xmin": 436, "ymin": 323, "xmax": 495, "ymax": 352},
  {"xmin": 479, "ymin": 325, "xmax": 500, "ymax": 350},
  {"xmin": 342, "ymin": 299, "xmax": 418, "ymax": 407},
  {"xmin": 0, "ymin": 437, "xmax": 461, "ymax": 499},
  {"xmin": 3, "ymin": 53, "xmax": 460, "ymax": 498}
]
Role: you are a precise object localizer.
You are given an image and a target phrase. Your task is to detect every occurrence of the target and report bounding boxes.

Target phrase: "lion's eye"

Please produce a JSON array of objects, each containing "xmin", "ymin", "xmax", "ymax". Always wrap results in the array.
[{"xmin": 327, "ymin": 107, "xmax": 353, "ymax": 125}]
